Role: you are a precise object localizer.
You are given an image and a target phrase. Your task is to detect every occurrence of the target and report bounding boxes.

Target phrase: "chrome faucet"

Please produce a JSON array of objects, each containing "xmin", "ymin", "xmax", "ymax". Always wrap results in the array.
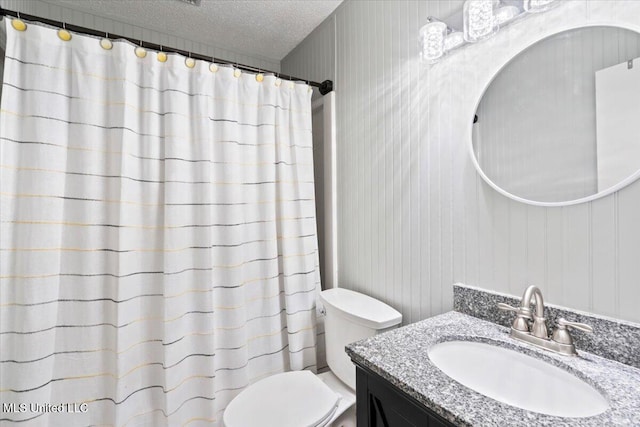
[{"xmin": 498, "ymin": 285, "xmax": 593, "ymax": 356}]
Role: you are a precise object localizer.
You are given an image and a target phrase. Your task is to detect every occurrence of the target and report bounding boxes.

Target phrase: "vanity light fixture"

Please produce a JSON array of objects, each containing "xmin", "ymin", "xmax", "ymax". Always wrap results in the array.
[{"xmin": 422, "ymin": 0, "xmax": 563, "ymax": 64}]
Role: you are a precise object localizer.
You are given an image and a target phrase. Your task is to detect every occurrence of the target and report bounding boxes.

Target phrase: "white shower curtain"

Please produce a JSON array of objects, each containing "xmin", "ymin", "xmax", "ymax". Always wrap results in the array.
[{"xmin": 0, "ymin": 20, "xmax": 320, "ymax": 426}]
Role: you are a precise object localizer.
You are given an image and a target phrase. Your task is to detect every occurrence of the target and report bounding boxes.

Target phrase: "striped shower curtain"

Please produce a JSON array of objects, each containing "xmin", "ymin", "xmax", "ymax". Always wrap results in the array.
[{"xmin": 0, "ymin": 19, "xmax": 320, "ymax": 426}]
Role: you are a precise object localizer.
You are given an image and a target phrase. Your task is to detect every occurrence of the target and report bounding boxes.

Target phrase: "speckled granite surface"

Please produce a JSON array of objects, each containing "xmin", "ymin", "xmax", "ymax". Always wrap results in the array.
[
  {"xmin": 453, "ymin": 284, "xmax": 640, "ymax": 369},
  {"xmin": 346, "ymin": 311, "xmax": 640, "ymax": 427}
]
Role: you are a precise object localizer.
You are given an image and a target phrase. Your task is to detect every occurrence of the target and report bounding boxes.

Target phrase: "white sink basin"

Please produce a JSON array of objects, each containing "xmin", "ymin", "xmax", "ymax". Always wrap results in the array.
[{"xmin": 428, "ymin": 341, "xmax": 609, "ymax": 418}]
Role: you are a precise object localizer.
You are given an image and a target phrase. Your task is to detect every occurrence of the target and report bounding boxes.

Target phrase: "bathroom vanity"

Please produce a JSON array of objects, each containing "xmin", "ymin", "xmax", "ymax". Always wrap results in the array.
[
  {"xmin": 346, "ymin": 285, "xmax": 640, "ymax": 427},
  {"xmin": 354, "ymin": 363, "xmax": 454, "ymax": 427}
]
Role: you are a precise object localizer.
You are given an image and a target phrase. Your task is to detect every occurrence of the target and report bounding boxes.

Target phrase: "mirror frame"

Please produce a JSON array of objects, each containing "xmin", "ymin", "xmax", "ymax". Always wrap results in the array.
[{"xmin": 469, "ymin": 22, "xmax": 640, "ymax": 207}]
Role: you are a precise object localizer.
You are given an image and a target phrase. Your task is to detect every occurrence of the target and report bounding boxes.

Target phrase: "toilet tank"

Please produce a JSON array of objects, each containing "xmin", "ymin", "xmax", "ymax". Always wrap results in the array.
[{"xmin": 319, "ymin": 288, "xmax": 402, "ymax": 390}]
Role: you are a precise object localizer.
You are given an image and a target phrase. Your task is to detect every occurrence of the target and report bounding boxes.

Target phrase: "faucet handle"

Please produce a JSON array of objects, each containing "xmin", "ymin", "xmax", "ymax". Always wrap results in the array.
[
  {"xmin": 552, "ymin": 318, "xmax": 593, "ymax": 346},
  {"xmin": 557, "ymin": 318, "xmax": 593, "ymax": 333},
  {"xmin": 498, "ymin": 302, "xmax": 530, "ymax": 332},
  {"xmin": 497, "ymin": 302, "xmax": 519, "ymax": 313}
]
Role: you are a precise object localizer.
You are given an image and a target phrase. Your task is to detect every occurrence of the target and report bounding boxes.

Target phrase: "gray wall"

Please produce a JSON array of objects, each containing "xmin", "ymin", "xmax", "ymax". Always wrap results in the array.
[
  {"xmin": 0, "ymin": 0, "xmax": 280, "ymax": 72},
  {"xmin": 282, "ymin": 0, "xmax": 640, "ymax": 324}
]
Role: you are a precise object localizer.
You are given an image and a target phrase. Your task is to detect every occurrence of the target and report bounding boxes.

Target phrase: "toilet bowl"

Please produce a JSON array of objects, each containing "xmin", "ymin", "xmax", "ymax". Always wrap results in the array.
[{"xmin": 222, "ymin": 288, "xmax": 402, "ymax": 427}]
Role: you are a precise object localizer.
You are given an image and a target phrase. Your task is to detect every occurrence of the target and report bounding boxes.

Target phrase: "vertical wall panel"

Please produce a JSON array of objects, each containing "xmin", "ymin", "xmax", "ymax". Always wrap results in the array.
[
  {"xmin": 491, "ymin": 194, "xmax": 510, "ymax": 292},
  {"xmin": 617, "ymin": 182, "xmax": 640, "ymax": 321},
  {"xmin": 591, "ymin": 197, "xmax": 617, "ymax": 317},
  {"xmin": 562, "ymin": 205, "xmax": 592, "ymax": 312},
  {"xmin": 508, "ymin": 201, "xmax": 528, "ymax": 295},
  {"xmin": 526, "ymin": 206, "xmax": 547, "ymax": 293},
  {"xmin": 282, "ymin": 13, "xmax": 336, "ymax": 86},
  {"xmin": 477, "ymin": 180, "xmax": 495, "ymax": 290},
  {"xmin": 546, "ymin": 208, "xmax": 565, "ymax": 304}
]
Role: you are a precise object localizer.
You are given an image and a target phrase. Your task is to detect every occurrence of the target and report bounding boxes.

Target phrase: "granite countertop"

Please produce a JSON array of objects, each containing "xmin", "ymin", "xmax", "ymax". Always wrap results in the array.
[{"xmin": 345, "ymin": 311, "xmax": 640, "ymax": 427}]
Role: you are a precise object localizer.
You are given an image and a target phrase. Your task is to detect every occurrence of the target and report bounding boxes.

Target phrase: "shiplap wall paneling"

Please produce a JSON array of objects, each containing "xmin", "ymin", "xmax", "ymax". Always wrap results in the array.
[
  {"xmin": 591, "ymin": 196, "xmax": 617, "ymax": 317},
  {"xmin": 285, "ymin": 0, "xmax": 640, "ymax": 324},
  {"xmin": 282, "ymin": 15, "xmax": 336, "ymax": 85},
  {"xmin": 545, "ymin": 207, "xmax": 564, "ymax": 305},
  {"xmin": 527, "ymin": 206, "xmax": 547, "ymax": 295},
  {"xmin": 0, "ymin": 0, "xmax": 280, "ymax": 71},
  {"xmin": 618, "ymin": 183, "xmax": 640, "ymax": 321},
  {"xmin": 330, "ymin": 0, "xmax": 465, "ymax": 324},
  {"xmin": 561, "ymin": 204, "xmax": 592, "ymax": 312}
]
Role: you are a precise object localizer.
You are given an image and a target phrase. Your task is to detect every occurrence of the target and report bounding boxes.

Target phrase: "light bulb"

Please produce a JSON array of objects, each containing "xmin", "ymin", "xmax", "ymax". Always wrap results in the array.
[{"xmin": 420, "ymin": 21, "xmax": 447, "ymax": 62}]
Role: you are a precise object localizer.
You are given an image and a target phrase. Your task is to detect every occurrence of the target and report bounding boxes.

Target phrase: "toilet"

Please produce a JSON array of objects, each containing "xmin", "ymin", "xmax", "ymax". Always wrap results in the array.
[{"xmin": 223, "ymin": 287, "xmax": 402, "ymax": 427}]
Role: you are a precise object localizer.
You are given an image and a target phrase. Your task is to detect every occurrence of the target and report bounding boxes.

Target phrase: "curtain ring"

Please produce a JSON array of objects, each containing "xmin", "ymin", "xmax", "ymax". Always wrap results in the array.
[
  {"xmin": 157, "ymin": 45, "xmax": 168, "ymax": 63},
  {"xmin": 12, "ymin": 12, "xmax": 27, "ymax": 31},
  {"xmin": 58, "ymin": 22, "xmax": 72, "ymax": 41},
  {"xmin": 100, "ymin": 31, "xmax": 113, "ymax": 50},
  {"xmin": 185, "ymin": 52, "xmax": 196, "ymax": 68},
  {"xmin": 135, "ymin": 40, "xmax": 147, "ymax": 58}
]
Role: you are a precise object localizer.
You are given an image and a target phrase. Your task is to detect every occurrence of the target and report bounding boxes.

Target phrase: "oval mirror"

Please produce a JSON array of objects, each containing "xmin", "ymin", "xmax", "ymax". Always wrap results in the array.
[{"xmin": 472, "ymin": 26, "xmax": 640, "ymax": 206}]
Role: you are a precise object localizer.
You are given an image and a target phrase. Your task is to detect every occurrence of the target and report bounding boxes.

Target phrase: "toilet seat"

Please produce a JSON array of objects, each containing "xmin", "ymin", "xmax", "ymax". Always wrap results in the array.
[{"xmin": 223, "ymin": 370, "xmax": 341, "ymax": 427}]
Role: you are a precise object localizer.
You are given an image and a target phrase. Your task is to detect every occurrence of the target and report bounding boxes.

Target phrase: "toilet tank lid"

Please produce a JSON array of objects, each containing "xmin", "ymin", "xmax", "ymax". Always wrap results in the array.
[{"xmin": 319, "ymin": 288, "xmax": 402, "ymax": 329}]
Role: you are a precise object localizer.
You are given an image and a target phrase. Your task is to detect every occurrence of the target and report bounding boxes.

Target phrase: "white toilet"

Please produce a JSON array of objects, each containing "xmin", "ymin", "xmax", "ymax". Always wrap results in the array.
[{"xmin": 223, "ymin": 287, "xmax": 402, "ymax": 427}]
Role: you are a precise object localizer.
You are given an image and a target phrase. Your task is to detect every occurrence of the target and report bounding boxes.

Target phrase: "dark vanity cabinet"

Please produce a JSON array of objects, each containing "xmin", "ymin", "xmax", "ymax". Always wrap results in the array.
[{"xmin": 355, "ymin": 364, "xmax": 456, "ymax": 427}]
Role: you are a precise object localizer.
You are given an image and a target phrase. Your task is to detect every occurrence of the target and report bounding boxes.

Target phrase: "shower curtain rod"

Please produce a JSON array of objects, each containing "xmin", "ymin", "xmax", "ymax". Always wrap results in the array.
[{"xmin": 0, "ymin": 7, "xmax": 333, "ymax": 94}]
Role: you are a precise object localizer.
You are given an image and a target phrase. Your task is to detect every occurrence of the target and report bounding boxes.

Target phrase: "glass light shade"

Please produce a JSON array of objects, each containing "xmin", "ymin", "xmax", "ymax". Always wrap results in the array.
[
  {"xmin": 463, "ymin": 0, "xmax": 499, "ymax": 43},
  {"xmin": 444, "ymin": 32, "xmax": 465, "ymax": 52},
  {"xmin": 420, "ymin": 21, "xmax": 447, "ymax": 62},
  {"xmin": 523, "ymin": 0, "xmax": 558, "ymax": 13},
  {"xmin": 494, "ymin": 5, "xmax": 520, "ymax": 26}
]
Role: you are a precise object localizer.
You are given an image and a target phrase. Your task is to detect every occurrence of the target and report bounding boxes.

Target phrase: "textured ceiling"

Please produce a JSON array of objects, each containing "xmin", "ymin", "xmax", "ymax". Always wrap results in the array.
[{"xmin": 40, "ymin": 0, "xmax": 343, "ymax": 61}]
